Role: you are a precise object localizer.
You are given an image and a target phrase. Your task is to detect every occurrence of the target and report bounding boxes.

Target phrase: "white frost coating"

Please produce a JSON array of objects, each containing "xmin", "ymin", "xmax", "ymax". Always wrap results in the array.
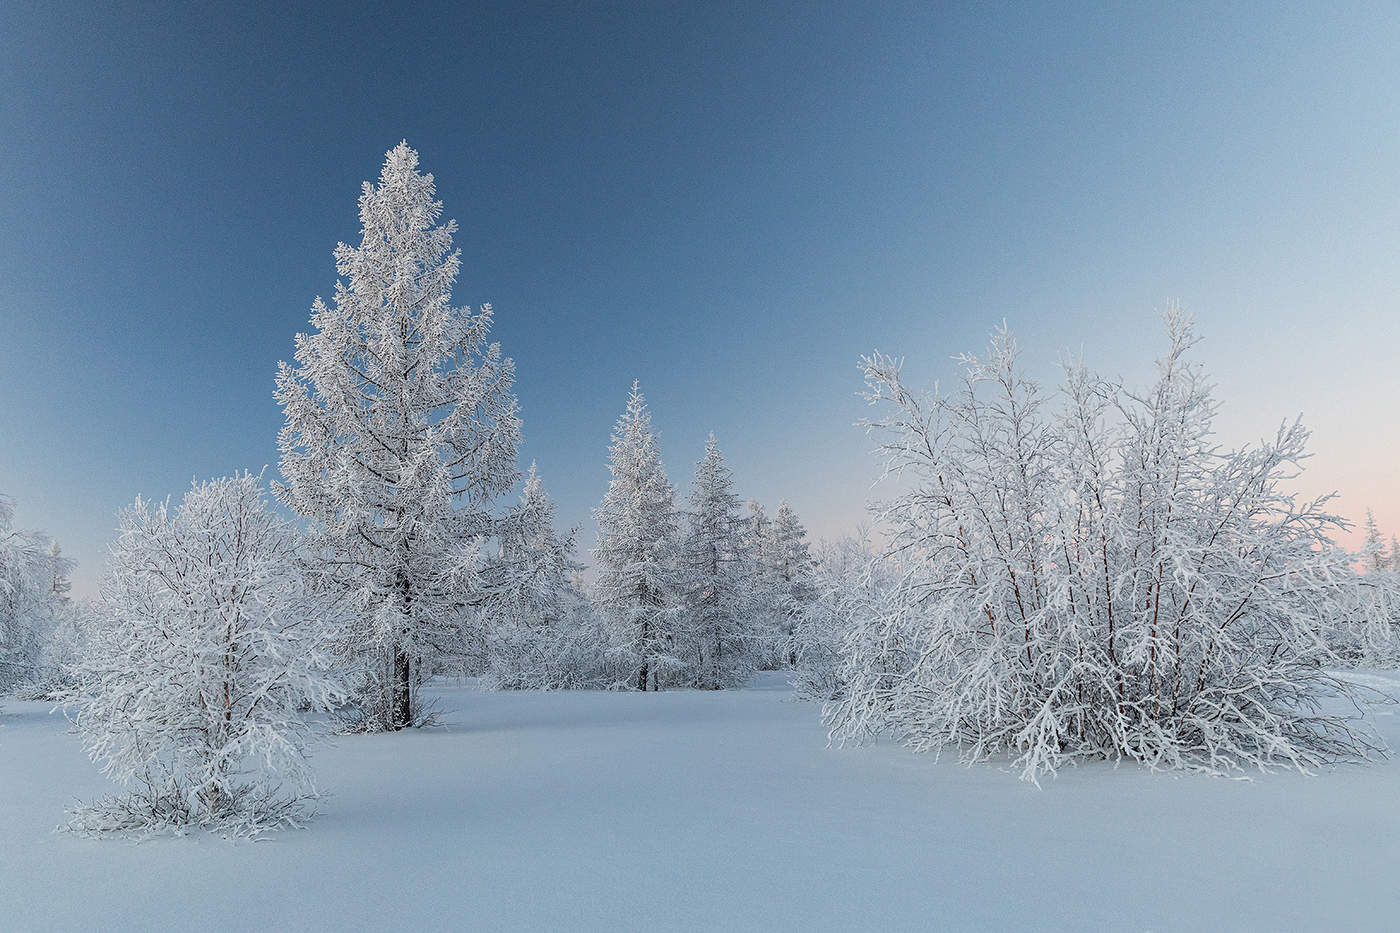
[
  {"xmin": 275, "ymin": 141, "xmax": 522, "ymax": 730},
  {"xmin": 675, "ymin": 434, "xmax": 752, "ymax": 689},
  {"xmin": 63, "ymin": 473, "xmax": 342, "ymax": 837},
  {"xmin": 827, "ymin": 312, "xmax": 1387, "ymax": 781},
  {"xmin": 791, "ymin": 531, "xmax": 901, "ymax": 701},
  {"xmin": 479, "ymin": 463, "xmax": 603, "ymax": 690},
  {"xmin": 592, "ymin": 381, "xmax": 683, "ymax": 691},
  {"xmin": 0, "ymin": 493, "xmax": 71, "ymax": 695}
]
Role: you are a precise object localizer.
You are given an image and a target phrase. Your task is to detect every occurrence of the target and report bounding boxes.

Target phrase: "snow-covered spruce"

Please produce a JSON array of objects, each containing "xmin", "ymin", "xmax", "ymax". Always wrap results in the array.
[
  {"xmin": 741, "ymin": 498, "xmax": 818, "ymax": 670},
  {"xmin": 827, "ymin": 313, "xmax": 1387, "ymax": 781},
  {"xmin": 479, "ymin": 463, "xmax": 604, "ymax": 690},
  {"xmin": 593, "ymin": 382, "xmax": 683, "ymax": 691},
  {"xmin": 738, "ymin": 500, "xmax": 781, "ymax": 665},
  {"xmin": 276, "ymin": 141, "xmax": 522, "ymax": 730},
  {"xmin": 766, "ymin": 501, "xmax": 817, "ymax": 667},
  {"xmin": 63, "ymin": 474, "xmax": 342, "ymax": 837},
  {"xmin": 676, "ymin": 435, "xmax": 752, "ymax": 689},
  {"xmin": 493, "ymin": 463, "xmax": 582, "ymax": 631}
]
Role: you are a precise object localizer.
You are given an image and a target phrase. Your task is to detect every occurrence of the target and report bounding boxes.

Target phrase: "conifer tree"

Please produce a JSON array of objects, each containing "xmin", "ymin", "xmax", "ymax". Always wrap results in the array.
[
  {"xmin": 593, "ymin": 382, "xmax": 680, "ymax": 690},
  {"xmin": 768, "ymin": 500, "xmax": 817, "ymax": 665},
  {"xmin": 1362, "ymin": 509, "xmax": 1387, "ymax": 574},
  {"xmin": 48, "ymin": 540, "xmax": 71, "ymax": 603},
  {"xmin": 276, "ymin": 142, "xmax": 521, "ymax": 730},
  {"xmin": 678, "ymin": 435, "xmax": 750, "ymax": 688},
  {"xmin": 737, "ymin": 500, "xmax": 774, "ymax": 661},
  {"xmin": 495, "ymin": 462, "xmax": 580, "ymax": 630}
]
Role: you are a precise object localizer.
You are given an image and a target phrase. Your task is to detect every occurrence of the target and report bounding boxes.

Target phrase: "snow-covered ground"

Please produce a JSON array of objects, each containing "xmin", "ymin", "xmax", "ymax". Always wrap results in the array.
[{"xmin": 3, "ymin": 672, "xmax": 1399, "ymax": 932}]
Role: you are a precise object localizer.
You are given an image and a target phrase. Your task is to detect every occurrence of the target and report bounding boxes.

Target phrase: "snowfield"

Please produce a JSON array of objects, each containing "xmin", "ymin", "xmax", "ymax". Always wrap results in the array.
[{"xmin": 3, "ymin": 671, "xmax": 1399, "ymax": 932}]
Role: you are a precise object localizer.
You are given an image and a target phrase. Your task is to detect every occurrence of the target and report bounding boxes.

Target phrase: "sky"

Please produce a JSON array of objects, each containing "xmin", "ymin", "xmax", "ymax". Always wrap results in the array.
[{"xmin": 2, "ymin": 1, "xmax": 1397, "ymax": 597}]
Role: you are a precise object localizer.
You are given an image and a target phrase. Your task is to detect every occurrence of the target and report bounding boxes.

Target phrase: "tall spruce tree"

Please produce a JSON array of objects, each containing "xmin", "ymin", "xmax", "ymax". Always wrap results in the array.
[
  {"xmin": 593, "ymin": 382, "xmax": 679, "ymax": 690},
  {"xmin": 768, "ymin": 500, "xmax": 817, "ymax": 665},
  {"xmin": 740, "ymin": 499, "xmax": 787, "ymax": 667},
  {"xmin": 496, "ymin": 462, "xmax": 580, "ymax": 630},
  {"xmin": 679, "ymin": 435, "xmax": 750, "ymax": 689},
  {"xmin": 276, "ymin": 142, "xmax": 522, "ymax": 730}
]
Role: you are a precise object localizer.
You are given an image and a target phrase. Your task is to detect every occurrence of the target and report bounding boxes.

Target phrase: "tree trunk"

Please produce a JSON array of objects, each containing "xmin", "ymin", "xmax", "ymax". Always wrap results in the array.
[
  {"xmin": 637, "ymin": 614, "xmax": 650, "ymax": 691},
  {"xmin": 392, "ymin": 646, "xmax": 412, "ymax": 729},
  {"xmin": 392, "ymin": 561, "xmax": 414, "ymax": 729}
]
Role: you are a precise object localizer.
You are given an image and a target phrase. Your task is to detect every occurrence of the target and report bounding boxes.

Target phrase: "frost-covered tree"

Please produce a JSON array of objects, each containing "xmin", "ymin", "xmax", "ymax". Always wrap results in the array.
[
  {"xmin": 827, "ymin": 314, "xmax": 1385, "ymax": 781},
  {"xmin": 740, "ymin": 500, "xmax": 782, "ymax": 666},
  {"xmin": 677, "ymin": 435, "xmax": 751, "ymax": 689},
  {"xmin": 1330, "ymin": 515, "xmax": 1400, "ymax": 663},
  {"xmin": 741, "ymin": 501, "xmax": 771, "ymax": 572},
  {"xmin": 48, "ymin": 540, "xmax": 71, "ymax": 603},
  {"xmin": 276, "ymin": 141, "xmax": 522, "ymax": 730},
  {"xmin": 1391, "ymin": 535, "xmax": 1400, "ymax": 574},
  {"xmin": 480, "ymin": 463, "xmax": 592, "ymax": 688},
  {"xmin": 496, "ymin": 462, "xmax": 580, "ymax": 628},
  {"xmin": 739, "ymin": 499, "xmax": 816, "ymax": 669},
  {"xmin": 769, "ymin": 501, "xmax": 817, "ymax": 666},
  {"xmin": 64, "ymin": 474, "xmax": 342, "ymax": 836},
  {"xmin": 10, "ymin": 538, "xmax": 89, "ymax": 701},
  {"xmin": 791, "ymin": 531, "xmax": 903, "ymax": 701},
  {"xmin": 593, "ymin": 382, "xmax": 681, "ymax": 691},
  {"xmin": 0, "ymin": 494, "xmax": 67, "ymax": 693},
  {"xmin": 1361, "ymin": 509, "xmax": 1388, "ymax": 574}
]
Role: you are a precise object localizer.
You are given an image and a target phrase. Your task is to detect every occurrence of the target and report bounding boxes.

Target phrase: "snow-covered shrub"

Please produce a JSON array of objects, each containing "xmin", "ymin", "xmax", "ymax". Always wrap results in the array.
[
  {"xmin": 827, "ymin": 314, "xmax": 1387, "ymax": 781},
  {"xmin": 63, "ymin": 474, "xmax": 343, "ymax": 837}
]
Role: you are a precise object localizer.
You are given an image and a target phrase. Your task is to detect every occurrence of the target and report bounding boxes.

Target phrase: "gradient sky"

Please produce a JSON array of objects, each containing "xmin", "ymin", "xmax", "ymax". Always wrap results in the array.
[{"xmin": 2, "ymin": 1, "xmax": 1398, "ymax": 597}]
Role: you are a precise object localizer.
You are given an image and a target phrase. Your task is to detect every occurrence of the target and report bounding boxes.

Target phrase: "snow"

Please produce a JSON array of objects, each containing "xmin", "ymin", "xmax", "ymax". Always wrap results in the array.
[{"xmin": 4, "ymin": 672, "xmax": 1399, "ymax": 931}]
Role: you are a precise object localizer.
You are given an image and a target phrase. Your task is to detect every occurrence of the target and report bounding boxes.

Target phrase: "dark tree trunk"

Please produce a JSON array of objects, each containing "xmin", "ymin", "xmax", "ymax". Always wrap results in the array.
[
  {"xmin": 392, "ymin": 561, "xmax": 414, "ymax": 729},
  {"xmin": 392, "ymin": 646, "xmax": 412, "ymax": 729},
  {"xmin": 637, "ymin": 615, "xmax": 649, "ymax": 691}
]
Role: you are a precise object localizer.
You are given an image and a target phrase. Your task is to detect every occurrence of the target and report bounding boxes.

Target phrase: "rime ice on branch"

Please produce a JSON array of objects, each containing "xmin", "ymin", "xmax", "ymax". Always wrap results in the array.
[
  {"xmin": 0, "ymin": 493, "xmax": 72, "ymax": 695},
  {"xmin": 275, "ymin": 141, "xmax": 522, "ymax": 730},
  {"xmin": 677, "ymin": 435, "xmax": 752, "ymax": 689},
  {"xmin": 64, "ymin": 474, "xmax": 341, "ymax": 836},
  {"xmin": 827, "ymin": 312, "xmax": 1387, "ymax": 781},
  {"xmin": 593, "ymin": 382, "xmax": 682, "ymax": 691}
]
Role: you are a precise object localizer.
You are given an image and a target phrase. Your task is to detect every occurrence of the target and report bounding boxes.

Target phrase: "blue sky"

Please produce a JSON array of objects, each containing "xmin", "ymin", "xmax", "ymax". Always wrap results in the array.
[{"xmin": 2, "ymin": 1, "xmax": 1398, "ymax": 596}]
